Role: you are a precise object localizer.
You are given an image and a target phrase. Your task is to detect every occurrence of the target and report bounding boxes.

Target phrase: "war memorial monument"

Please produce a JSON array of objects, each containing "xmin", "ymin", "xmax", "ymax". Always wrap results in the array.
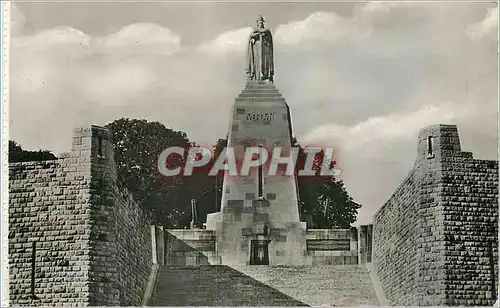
[{"xmin": 204, "ymin": 15, "xmax": 310, "ymax": 266}]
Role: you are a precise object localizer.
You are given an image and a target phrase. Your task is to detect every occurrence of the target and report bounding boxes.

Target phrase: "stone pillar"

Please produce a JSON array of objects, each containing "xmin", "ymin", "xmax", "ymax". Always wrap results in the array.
[
  {"xmin": 151, "ymin": 226, "xmax": 157, "ymax": 265},
  {"xmin": 156, "ymin": 226, "xmax": 165, "ymax": 266},
  {"xmin": 366, "ymin": 224, "xmax": 373, "ymax": 263},
  {"xmin": 358, "ymin": 225, "xmax": 368, "ymax": 265},
  {"xmin": 350, "ymin": 227, "xmax": 358, "ymax": 263}
]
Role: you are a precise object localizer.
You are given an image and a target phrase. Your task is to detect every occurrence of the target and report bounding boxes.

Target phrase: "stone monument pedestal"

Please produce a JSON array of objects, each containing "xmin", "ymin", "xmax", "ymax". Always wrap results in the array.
[{"xmin": 205, "ymin": 81, "xmax": 311, "ymax": 266}]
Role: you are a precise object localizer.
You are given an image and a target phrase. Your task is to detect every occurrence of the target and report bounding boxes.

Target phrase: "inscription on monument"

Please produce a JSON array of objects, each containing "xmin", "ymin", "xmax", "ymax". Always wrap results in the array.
[
  {"xmin": 245, "ymin": 112, "xmax": 275, "ymax": 123},
  {"xmin": 306, "ymin": 239, "xmax": 351, "ymax": 251}
]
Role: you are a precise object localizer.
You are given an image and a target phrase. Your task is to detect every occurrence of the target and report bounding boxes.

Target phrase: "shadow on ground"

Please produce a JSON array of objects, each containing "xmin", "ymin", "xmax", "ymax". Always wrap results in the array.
[{"xmin": 148, "ymin": 265, "xmax": 309, "ymax": 306}]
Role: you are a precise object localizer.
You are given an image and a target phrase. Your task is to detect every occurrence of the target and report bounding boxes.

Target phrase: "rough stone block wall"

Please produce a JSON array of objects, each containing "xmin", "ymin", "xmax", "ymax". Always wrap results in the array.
[
  {"xmin": 372, "ymin": 171, "xmax": 421, "ymax": 305},
  {"xmin": 8, "ymin": 126, "xmax": 153, "ymax": 306},
  {"xmin": 438, "ymin": 127, "xmax": 498, "ymax": 305},
  {"xmin": 110, "ymin": 184, "xmax": 152, "ymax": 305},
  {"xmin": 373, "ymin": 124, "xmax": 498, "ymax": 306},
  {"xmin": 9, "ymin": 158, "xmax": 93, "ymax": 306}
]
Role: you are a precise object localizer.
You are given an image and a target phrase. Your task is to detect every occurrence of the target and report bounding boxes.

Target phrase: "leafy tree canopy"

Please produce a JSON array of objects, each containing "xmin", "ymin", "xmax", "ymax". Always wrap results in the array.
[
  {"xmin": 105, "ymin": 118, "xmax": 196, "ymax": 227},
  {"xmin": 9, "ymin": 141, "xmax": 57, "ymax": 163},
  {"xmin": 291, "ymin": 137, "xmax": 361, "ymax": 228}
]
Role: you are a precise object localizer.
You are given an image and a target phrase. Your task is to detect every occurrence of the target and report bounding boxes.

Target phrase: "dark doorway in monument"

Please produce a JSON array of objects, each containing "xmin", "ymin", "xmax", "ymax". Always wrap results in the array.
[{"xmin": 249, "ymin": 239, "xmax": 270, "ymax": 265}]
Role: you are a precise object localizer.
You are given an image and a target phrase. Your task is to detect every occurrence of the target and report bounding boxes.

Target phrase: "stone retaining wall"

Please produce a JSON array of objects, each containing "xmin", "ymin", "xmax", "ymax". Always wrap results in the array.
[
  {"xmin": 373, "ymin": 124, "xmax": 498, "ymax": 306},
  {"xmin": 8, "ymin": 126, "xmax": 154, "ymax": 306},
  {"xmin": 164, "ymin": 228, "xmax": 360, "ymax": 266},
  {"xmin": 165, "ymin": 229, "xmax": 218, "ymax": 266},
  {"xmin": 306, "ymin": 229, "xmax": 358, "ymax": 265}
]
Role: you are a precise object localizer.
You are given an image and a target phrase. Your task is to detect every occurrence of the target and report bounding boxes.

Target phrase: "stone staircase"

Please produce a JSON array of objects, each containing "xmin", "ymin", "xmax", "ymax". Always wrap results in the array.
[
  {"xmin": 235, "ymin": 81, "xmax": 286, "ymax": 103},
  {"xmin": 148, "ymin": 265, "xmax": 308, "ymax": 306},
  {"xmin": 230, "ymin": 265, "xmax": 380, "ymax": 306}
]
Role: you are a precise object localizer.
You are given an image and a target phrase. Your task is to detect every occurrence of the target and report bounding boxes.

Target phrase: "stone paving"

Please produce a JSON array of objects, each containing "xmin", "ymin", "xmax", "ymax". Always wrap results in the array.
[
  {"xmin": 149, "ymin": 265, "xmax": 308, "ymax": 306},
  {"xmin": 231, "ymin": 265, "xmax": 380, "ymax": 306}
]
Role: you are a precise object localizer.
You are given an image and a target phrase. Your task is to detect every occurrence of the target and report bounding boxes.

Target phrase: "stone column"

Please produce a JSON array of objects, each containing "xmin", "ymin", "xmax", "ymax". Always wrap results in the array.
[
  {"xmin": 350, "ymin": 227, "xmax": 358, "ymax": 264},
  {"xmin": 358, "ymin": 225, "xmax": 367, "ymax": 265},
  {"xmin": 151, "ymin": 226, "xmax": 157, "ymax": 265},
  {"xmin": 156, "ymin": 226, "xmax": 165, "ymax": 266}
]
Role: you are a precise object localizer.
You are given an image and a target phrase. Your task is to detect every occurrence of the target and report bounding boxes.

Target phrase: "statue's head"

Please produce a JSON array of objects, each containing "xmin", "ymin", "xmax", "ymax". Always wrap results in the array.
[{"xmin": 256, "ymin": 15, "xmax": 266, "ymax": 28}]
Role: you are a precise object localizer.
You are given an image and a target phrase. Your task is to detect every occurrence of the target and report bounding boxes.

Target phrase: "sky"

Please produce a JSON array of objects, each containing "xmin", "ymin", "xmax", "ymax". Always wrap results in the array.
[{"xmin": 9, "ymin": 1, "xmax": 499, "ymax": 224}]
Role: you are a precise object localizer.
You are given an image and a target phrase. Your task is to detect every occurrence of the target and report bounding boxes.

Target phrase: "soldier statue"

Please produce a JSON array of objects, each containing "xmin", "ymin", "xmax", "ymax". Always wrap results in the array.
[{"xmin": 246, "ymin": 15, "xmax": 274, "ymax": 83}]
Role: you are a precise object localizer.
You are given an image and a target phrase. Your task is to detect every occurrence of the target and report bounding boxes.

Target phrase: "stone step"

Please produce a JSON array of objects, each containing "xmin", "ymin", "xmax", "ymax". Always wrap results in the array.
[
  {"xmin": 238, "ymin": 93, "xmax": 283, "ymax": 98},
  {"xmin": 242, "ymin": 89, "xmax": 279, "ymax": 94},
  {"xmin": 240, "ymin": 91, "xmax": 281, "ymax": 97},
  {"xmin": 241, "ymin": 86, "xmax": 280, "ymax": 92},
  {"xmin": 229, "ymin": 265, "xmax": 380, "ymax": 307},
  {"xmin": 237, "ymin": 95, "xmax": 283, "ymax": 100},
  {"xmin": 245, "ymin": 82, "xmax": 276, "ymax": 88},
  {"xmin": 148, "ymin": 265, "xmax": 308, "ymax": 306},
  {"xmin": 240, "ymin": 91, "xmax": 281, "ymax": 96},
  {"xmin": 235, "ymin": 97, "xmax": 286, "ymax": 103},
  {"xmin": 244, "ymin": 87, "xmax": 279, "ymax": 92}
]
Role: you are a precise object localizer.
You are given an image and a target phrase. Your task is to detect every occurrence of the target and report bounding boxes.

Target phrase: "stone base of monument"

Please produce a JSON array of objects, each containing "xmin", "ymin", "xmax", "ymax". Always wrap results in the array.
[
  {"xmin": 166, "ymin": 224, "xmax": 361, "ymax": 267},
  {"xmin": 211, "ymin": 220, "xmax": 312, "ymax": 266},
  {"xmin": 204, "ymin": 81, "xmax": 315, "ymax": 266}
]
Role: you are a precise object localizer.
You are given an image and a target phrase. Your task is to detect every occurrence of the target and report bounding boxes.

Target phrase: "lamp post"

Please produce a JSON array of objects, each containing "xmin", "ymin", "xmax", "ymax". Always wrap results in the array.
[
  {"xmin": 190, "ymin": 185, "xmax": 222, "ymax": 229},
  {"xmin": 190, "ymin": 199, "xmax": 197, "ymax": 229}
]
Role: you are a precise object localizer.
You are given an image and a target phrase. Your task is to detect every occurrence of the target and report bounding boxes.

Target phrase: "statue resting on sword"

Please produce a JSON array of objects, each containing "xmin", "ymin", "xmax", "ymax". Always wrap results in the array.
[{"xmin": 246, "ymin": 15, "xmax": 274, "ymax": 83}]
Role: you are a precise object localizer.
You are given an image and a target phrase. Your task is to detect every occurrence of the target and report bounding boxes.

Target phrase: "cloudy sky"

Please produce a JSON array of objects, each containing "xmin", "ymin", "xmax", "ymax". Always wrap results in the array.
[{"xmin": 9, "ymin": 1, "xmax": 498, "ymax": 224}]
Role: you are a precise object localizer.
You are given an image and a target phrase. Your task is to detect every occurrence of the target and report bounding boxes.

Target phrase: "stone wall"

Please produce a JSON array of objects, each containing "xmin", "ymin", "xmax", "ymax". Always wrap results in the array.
[
  {"xmin": 372, "ymin": 169, "xmax": 421, "ymax": 304},
  {"xmin": 8, "ymin": 126, "xmax": 154, "ymax": 306},
  {"xmin": 165, "ymin": 229, "xmax": 220, "ymax": 266},
  {"xmin": 373, "ymin": 124, "xmax": 498, "ymax": 306},
  {"xmin": 9, "ymin": 158, "xmax": 93, "ymax": 306},
  {"xmin": 358, "ymin": 224, "xmax": 373, "ymax": 264},
  {"xmin": 306, "ymin": 229, "xmax": 358, "ymax": 265},
  {"xmin": 164, "ymin": 228, "xmax": 360, "ymax": 266}
]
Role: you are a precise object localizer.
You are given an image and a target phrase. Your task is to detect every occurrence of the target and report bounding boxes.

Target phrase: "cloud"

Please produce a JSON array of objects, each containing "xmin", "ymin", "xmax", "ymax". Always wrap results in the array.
[
  {"xmin": 10, "ymin": 3, "xmax": 26, "ymax": 37},
  {"xmin": 300, "ymin": 101, "xmax": 475, "ymax": 154},
  {"xmin": 199, "ymin": 27, "xmax": 252, "ymax": 56},
  {"xmin": 275, "ymin": 11, "xmax": 369, "ymax": 46},
  {"xmin": 100, "ymin": 23, "xmax": 182, "ymax": 55},
  {"xmin": 13, "ymin": 27, "xmax": 90, "ymax": 49},
  {"xmin": 297, "ymin": 99, "xmax": 494, "ymax": 224},
  {"xmin": 466, "ymin": 6, "xmax": 499, "ymax": 39},
  {"xmin": 10, "ymin": 2, "xmax": 498, "ymax": 225}
]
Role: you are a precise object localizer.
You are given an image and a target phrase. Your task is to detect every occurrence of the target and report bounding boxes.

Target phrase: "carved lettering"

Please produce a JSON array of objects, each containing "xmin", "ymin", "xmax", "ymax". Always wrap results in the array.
[
  {"xmin": 245, "ymin": 112, "xmax": 275, "ymax": 123},
  {"xmin": 306, "ymin": 239, "xmax": 351, "ymax": 251}
]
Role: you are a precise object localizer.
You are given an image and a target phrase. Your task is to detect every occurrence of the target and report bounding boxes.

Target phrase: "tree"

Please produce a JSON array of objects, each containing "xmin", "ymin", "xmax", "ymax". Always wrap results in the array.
[
  {"xmin": 105, "ymin": 118, "xmax": 195, "ymax": 227},
  {"xmin": 188, "ymin": 137, "xmax": 228, "ymax": 225},
  {"xmin": 9, "ymin": 141, "xmax": 57, "ymax": 163},
  {"xmin": 292, "ymin": 137, "xmax": 361, "ymax": 228}
]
